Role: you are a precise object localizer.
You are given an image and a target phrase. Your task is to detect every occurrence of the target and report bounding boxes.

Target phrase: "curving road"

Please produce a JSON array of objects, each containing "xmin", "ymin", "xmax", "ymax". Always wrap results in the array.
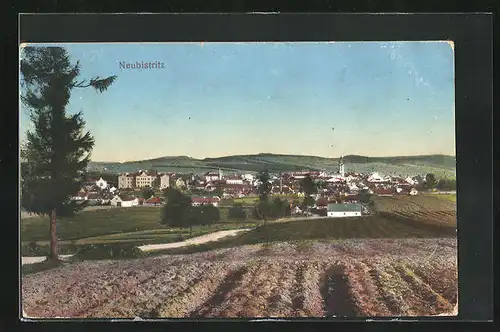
[{"xmin": 22, "ymin": 229, "xmax": 253, "ymax": 265}]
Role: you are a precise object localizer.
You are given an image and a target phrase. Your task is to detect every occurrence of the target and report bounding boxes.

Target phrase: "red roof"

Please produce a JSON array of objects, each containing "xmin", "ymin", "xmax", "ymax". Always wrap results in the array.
[
  {"xmin": 223, "ymin": 183, "xmax": 247, "ymax": 189},
  {"xmin": 146, "ymin": 197, "xmax": 162, "ymax": 204}
]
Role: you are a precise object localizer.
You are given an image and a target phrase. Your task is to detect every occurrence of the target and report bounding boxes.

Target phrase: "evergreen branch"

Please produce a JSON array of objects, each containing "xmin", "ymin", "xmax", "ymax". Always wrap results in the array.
[{"xmin": 73, "ymin": 75, "xmax": 117, "ymax": 93}]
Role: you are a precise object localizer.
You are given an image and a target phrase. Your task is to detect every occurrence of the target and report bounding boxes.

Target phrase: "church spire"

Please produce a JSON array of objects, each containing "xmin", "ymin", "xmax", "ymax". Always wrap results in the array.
[{"xmin": 339, "ymin": 155, "xmax": 345, "ymax": 177}]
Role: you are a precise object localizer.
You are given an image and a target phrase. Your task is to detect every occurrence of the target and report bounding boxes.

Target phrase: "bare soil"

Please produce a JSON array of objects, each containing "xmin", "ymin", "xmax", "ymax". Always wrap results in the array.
[{"xmin": 22, "ymin": 238, "xmax": 458, "ymax": 318}]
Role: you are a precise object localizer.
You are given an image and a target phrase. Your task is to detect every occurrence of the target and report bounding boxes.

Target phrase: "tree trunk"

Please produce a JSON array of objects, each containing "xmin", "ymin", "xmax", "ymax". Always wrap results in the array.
[{"xmin": 49, "ymin": 208, "xmax": 58, "ymax": 261}]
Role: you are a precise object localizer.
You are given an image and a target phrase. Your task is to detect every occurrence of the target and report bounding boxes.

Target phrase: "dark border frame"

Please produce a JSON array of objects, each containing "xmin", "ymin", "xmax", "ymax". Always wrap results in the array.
[{"xmin": 12, "ymin": 12, "xmax": 493, "ymax": 328}]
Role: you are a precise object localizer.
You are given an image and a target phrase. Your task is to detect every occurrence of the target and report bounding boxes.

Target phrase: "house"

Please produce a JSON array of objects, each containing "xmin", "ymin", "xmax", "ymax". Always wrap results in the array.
[
  {"xmin": 118, "ymin": 173, "xmax": 136, "ymax": 189},
  {"xmin": 405, "ymin": 176, "xmax": 416, "ymax": 185},
  {"xmin": 158, "ymin": 173, "xmax": 170, "ymax": 189},
  {"xmin": 145, "ymin": 196, "xmax": 163, "ymax": 206},
  {"xmin": 109, "ymin": 186, "xmax": 117, "ymax": 193},
  {"xmin": 343, "ymin": 194, "xmax": 359, "ymax": 203},
  {"xmin": 327, "ymin": 203, "xmax": 362, "ymax": 218},
  {"xmin": 110, "ymin": 195, "xmax": 139, "ymax": 207},
  {"xmin": 205, "ymin": 169, "xmax": 222, "ymax": 182},
  {"xmin": 223, "ymin": 183, "xmax": 248, "ymax": 195},
  {"xmin": 348, "ymin": 183, "xmax": 360, "ymax": 191},
  {"xmin": 241, "ymin": 173, "xmax": 255, "ymax": 183},
  {"xmin": 292, "ymin": 206, "xmax": 302, "ymax": 215},
  {"xmin": 345, "ymin": 175, "xmax": 357, "ymax": 183},
  {"xmin": 71, "ymin": 191, "xmax": 88, "ymax": 201},
  {"xmin": 95, "ymin": 177, "xmax": 108, "ymax": 190},
  {"xmin": 225, "ymin": 176, "xmax": 244, "ymax": 185},
  {"xmin": 191, "ymin": 197, "xmax": 220, "ymax": 207},
  {"xmin": 175, "ymin": 177, "xmax": 187, "ymax": 189},
  {"xmin": 367, "ymin": 172, "xmax": 385, "ymax": 183},
  {"xmin": 325, "ymin": 176, "xmax": 345, "ymax": 183},
  {"xmin": 409, "ymin": 188, "xmax": 419, "ymax": 196},
  {"xmin": 135, "ymin": 170, "xmax": 157, "ymax": 188}
]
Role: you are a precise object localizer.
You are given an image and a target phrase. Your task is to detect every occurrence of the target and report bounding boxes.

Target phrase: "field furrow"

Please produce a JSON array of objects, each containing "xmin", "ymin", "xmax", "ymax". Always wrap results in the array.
[
  {"xmin": 23, "ymin": 239, "xmax": 458, "ymax": 319},
  {"xmin": 394, "ymin": 264, "xmax": 453, "ymax": 315},
  {"xmin": 344, "ymin": 261, "xmax": 392, "ymax": 316}
]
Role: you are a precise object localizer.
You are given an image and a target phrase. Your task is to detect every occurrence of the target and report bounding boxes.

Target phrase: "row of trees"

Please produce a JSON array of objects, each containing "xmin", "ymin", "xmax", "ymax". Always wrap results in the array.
[
  {"xmin": 420, "ymin": 173, "xmax": 456, "ymax": 191},
  {"xmin": 252, "ymin": 170, "xmax": 317, "ymax": 221},
  {"xmin": 160, "ymin": 187, "xmax": 220, "ymax": 237}
]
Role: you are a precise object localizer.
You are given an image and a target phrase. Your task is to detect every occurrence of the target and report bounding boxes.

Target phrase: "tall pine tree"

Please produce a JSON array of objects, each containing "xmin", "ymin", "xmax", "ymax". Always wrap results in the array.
[{"xmin": 20, "ymin": 46, "xmax": 117, "ymax": 260}]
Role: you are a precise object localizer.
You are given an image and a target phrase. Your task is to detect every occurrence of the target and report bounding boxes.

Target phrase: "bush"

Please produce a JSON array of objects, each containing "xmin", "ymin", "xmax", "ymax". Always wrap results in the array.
[
  {"xmin": 21, "ymin": 242, "xmax": 46, "ymax": 256},
  {"xmin": 253, "ymin": 199, "xmax": 291, "ymax": 220},
  {"xmin": 71, "ymin": 243, "xmax": 148, "ymax": 261},
  {"xmin": 21, "ymin": 242, "xmax": 79, "ymax": 256},
  {"xmin": 200, "ymin": 204, "xmax": 220, "ymax": 225},
  {"xmin": 436, "ymin": 178, "xmax": 456, "ymax": 191},
  {"xmin": 228, "ymin": 203, "xmax": 247, "ymax": 220}
]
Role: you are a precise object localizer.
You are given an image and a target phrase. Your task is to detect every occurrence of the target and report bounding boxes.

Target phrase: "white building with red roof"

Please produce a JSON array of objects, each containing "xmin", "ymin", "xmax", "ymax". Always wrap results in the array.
[{"xmin": 191, "ymin": 196, "xmax": 220, "ymax": 207}]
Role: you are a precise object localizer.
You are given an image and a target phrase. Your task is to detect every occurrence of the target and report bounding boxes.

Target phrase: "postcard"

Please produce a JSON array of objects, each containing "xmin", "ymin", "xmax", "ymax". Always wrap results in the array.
[{"xmin": 20, "ymin": 41, "xmax": 457, "ymax": 319}]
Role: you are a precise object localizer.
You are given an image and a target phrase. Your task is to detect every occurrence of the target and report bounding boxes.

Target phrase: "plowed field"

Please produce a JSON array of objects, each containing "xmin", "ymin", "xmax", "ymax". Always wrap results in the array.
[{"xmin": 22, "ymin": 238, "xmax": 457, "ymax": 318}]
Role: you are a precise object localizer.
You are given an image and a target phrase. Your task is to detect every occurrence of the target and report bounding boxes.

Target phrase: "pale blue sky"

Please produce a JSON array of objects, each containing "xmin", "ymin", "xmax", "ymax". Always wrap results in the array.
[{"xmin": 20, "ymin": 42, "xmax": 455, "ymax": 162}]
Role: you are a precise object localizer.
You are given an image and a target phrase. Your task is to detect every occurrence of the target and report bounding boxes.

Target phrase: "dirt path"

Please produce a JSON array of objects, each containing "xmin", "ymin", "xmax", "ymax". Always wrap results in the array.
[
  {"xmin": 22, "ymin": 229, "xmax": 253, "ymax": 265},
  {"xmin": 22, "ymin": 255, "xmax": 74, "ymax": 265},
  {"xmin": 138, "ymin": 229, "xmax": 252, "ymax": 252}
]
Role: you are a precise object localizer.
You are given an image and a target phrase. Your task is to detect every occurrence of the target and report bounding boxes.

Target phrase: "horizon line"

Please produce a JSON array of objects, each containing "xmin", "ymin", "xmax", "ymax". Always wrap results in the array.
[{"xmin": 91, "ymin": 152, "xmax": 456, "ymax": 164}]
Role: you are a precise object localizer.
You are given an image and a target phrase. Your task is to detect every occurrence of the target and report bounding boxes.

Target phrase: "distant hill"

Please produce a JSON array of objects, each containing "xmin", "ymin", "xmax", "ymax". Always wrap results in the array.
[{"xmin": 89, "ymin": 153, "xmax": 456, "ymax": 178}]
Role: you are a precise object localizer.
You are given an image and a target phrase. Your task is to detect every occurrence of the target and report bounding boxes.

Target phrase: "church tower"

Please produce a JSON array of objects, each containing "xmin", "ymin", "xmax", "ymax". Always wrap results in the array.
[
  {"xmin": 338, "ymin": 155, "xmax": 345, "ymax": 177},
  {"xmin": 218, "ymin": 167, "xmax": 222, "ymax": 180}
]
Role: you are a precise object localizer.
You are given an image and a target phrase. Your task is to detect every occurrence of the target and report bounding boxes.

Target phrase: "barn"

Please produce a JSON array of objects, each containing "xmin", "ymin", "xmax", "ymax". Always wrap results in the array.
[
  {"xmin": 327, "ymin": 203, "xmax": 362, "ymax": 218},
  {"xmin": 110, "ymin": 195, "xmax": 139, "ymax": 207}
]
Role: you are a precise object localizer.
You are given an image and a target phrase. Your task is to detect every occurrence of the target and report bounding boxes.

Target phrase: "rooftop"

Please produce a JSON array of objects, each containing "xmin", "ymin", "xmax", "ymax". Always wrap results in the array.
[{"xmin": 327, "ymin": 203, "xmax": 363, "ymax": 212}]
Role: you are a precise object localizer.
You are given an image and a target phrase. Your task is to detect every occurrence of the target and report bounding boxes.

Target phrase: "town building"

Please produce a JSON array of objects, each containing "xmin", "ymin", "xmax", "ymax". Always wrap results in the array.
[
  {"xmin": 135, "ymin": 170, "xmax": 157, "ymax": 188},
  {"xmin": 191, "ymin": 197, "xmax": 220, "ymax": 207},
  {"xmin": 158, "ymin": 173, "xmax": 170, "ymax": 189},
  {"xmin": 71, "ymin": 191, "xmax": 88, "ymax": 201},
  {"xmin": 367, "ymin": 172, "xmax": 385, "ymax": 183},
  {"xmin": 110, "ymin": 195, "xmax": 139, "ymax": 207},
  {"xmin": 327, "ymin": 203, "xmax": 362, "ymax": 218},
  {"xmin": 118, "ymin": 171, "xmax": 170, "ymax": 190},
  {"xmin": 118, "ymin": 173, "xmax": 136, "ymax": 189},
  {"xmin": 225, "ymin": 176, "xmax": 244, "ymax": 185},
  {"xmin": 175, "ymin": 177, "xmax": 187, "ymax": 189},
  {"xmin": 95, "ymin": 177, "xmax": 108, "ymax": 190},
  {"xmin": 205, "ymin": 168, "xmax": 223, "ymax": 182},
  {"xmin": 241, "ymin": 173, "xmax": 255, "ymax": 183}
]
